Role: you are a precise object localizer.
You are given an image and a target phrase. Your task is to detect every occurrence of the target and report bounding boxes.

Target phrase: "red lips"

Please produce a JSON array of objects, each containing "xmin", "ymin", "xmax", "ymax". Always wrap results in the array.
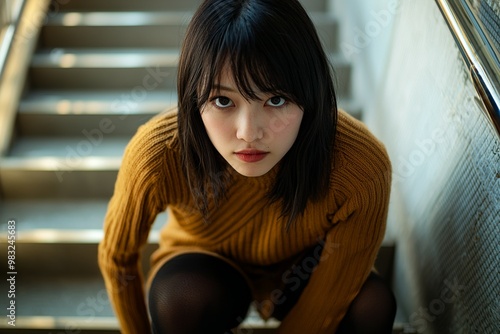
[{"xmin": 234, "ymin": 149, "xmax": 269, "ymax": 162}]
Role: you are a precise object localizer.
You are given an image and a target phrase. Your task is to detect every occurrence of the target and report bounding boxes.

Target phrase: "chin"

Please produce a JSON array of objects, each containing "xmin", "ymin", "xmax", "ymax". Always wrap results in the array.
[{"xmin": 232, "ymin": 165, "xmax": 271, "ymax": 178}]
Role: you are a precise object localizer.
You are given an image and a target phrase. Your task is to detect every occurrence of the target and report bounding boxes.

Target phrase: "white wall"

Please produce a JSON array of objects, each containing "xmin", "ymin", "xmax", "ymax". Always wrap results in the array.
[{"xmin": 332, "ymin": 1, "xmax": 500, "ymax": 332}]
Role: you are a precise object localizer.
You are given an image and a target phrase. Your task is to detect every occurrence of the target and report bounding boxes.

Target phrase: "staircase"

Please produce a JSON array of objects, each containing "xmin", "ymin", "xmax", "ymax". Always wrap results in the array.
[{"xmin": 0, "ymin": 0, "xmax": 397, "ymax": 333}]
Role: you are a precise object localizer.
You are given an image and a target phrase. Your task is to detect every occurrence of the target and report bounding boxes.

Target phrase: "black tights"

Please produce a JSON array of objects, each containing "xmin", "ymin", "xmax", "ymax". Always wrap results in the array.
[
  {"xmin": 148, "ymin": 253, "xmax": 252, "ymax": 334},
  {"xmin": 336, "ymin": 272, "xmax": 397, "ymax": 334},
  {"xmin": 148, "ymin": 253, "xmax": 396, "ymax": 334}
]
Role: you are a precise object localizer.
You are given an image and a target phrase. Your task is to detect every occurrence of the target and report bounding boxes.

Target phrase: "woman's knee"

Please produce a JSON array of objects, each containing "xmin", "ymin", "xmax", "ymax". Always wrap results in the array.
[{"xmin": 148, "ymin": 253, "xmax": 252, "ymax": 333}]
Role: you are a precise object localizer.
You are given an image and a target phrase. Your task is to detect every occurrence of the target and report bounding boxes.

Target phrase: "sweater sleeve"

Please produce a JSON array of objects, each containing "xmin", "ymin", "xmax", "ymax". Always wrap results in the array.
[
  {"xmin": 98, "ymin": 118, "xmax": 171, "ymax": 333},
  {"xmin": 276, "ymin": 169, "xmax": 392, "ymax": 333}
]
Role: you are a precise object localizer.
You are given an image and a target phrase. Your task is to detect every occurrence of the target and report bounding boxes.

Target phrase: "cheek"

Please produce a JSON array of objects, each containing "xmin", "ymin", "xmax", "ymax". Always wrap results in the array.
[
  {"xmin": 267, "ymin": 108, "xmax": 302, "ymax": 134},
  {"xmin": 201, "ymin": 114, "xmax": 231, "ymax": 143}
]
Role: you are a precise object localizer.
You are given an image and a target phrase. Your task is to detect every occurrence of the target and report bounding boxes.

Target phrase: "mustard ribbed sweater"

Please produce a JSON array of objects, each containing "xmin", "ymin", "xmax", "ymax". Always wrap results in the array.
[{"xmin": 98, "ymin": 109, "xmax": 392, "ymax": 334}]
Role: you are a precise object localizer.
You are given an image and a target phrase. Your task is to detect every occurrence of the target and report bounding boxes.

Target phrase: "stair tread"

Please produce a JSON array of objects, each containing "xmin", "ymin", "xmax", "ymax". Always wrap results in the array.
[
  {"xmin": 6, "ymin": 275, "xmax": 116, "ymax": 318},
  {"xmin": 0, "ymin": 156, "xmax": 120, "ymax": 170},
  {"xmin": 8, "ymin": 137, "xmax": 129, "ymax": 158},
  {"xmin": 46, "ymin": 11, "xmax": 193, "ymax": 26},
  {"xmin": 19, "ymin": 90, "xmax": 177, "ymax": 114},
  {"xmin": 0, "ymin": 199, "xmax": 166, "ymax": 240},
  {"xmin": 32, "ymin": 48, "xmax": 180, "ymax": 68}
]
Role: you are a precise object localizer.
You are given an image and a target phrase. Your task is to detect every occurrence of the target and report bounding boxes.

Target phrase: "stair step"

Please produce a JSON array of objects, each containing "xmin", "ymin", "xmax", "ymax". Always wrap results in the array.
[
  {"xmin": 30, "ymin": 48, "xmax": 178, "ymax": 90},
  {"xmin": 0, "ymin": 199, "xmax": 166, "ymax": 276},
  {"xmin": 8, "ymin": 137, "xmax": 128, "ymax": 158},
  {"xmin": 53, "ymin": 0, "xmax": 328, "ymax": 13},
  {"xmin": 41, "ymin": 11, "xmax": 339, "ymax": 51},
  {"xmin": 0, "ymin": 199, "xmax": 109, "ymax": 232},
  {"xmin": 42, "ymin": 12, "xmax": 191, "ymax": 49},
  {"xmin": 0, "ymin": 157, "xmax": 119, "ymax": 199},
  {"xmin": 0, "ymin": 199, "xmax": 165, "ymax": 238},
  {"xmin": 0, "ymin": 236, "xmax": 161, "ymax": 276},
  {"xmin": 29, "ymin": 49, "xmax": 352, "ymax": 97},
  {"xmin": 17, "ymin": 90, "xmax": 176, "ymax": 136}
]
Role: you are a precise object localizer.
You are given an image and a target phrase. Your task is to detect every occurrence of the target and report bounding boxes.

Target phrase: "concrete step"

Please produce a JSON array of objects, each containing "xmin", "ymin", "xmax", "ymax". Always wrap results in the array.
[
  {"xmin": 41, "ymin": 11, "xmax": 339, "ymax": 51},
  {"xmin": 8, "ymin": 137, "xmax": 128, "ymax": 158},
  {"xmin": 41, "ymin": 11, "xmax": 192, "ymax": 49},
  {"xmin": 17, "ymin": 89, "xmax": 176, "ymax": 136},
  {"xmin": 0, "ymin": 156, "xmax": 119, "ymax": 199},
  {"xmin": 30, "ymin": 48, "xmax": 178, "ymax": 90},
  {"xmin": 53, "ymin": 0, "xmax": 329, "ymax": 13},
  {"xmin": 0, "ymin": 199, "xmax": 166, "ymax": 277}
]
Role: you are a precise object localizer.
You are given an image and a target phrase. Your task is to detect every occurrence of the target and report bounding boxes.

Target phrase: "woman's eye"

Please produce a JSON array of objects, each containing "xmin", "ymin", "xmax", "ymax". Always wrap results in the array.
[
  {"xmin": 266, "ymin": 96, "xmax": 286, "ymax": 107},
  {"xmin": 214, "ymin": 97, "xmax": 234, "ymax": 108}
]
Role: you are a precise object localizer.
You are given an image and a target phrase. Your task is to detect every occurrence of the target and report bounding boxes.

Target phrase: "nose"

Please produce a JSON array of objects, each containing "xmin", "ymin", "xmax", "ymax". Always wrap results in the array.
[{"xmin": 236, "ymin": 106, "xmax": 264, "ymax": 143}]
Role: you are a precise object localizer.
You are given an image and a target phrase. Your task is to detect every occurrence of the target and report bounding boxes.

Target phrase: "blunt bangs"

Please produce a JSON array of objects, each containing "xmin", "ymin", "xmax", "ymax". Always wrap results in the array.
[{"xmin": 196, "ymin": 35, "xmax": 302, "ymax": 109}]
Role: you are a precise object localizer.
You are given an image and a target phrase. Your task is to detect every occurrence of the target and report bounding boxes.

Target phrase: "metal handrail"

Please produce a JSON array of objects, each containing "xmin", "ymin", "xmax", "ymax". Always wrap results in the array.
[
  {"xmin": 0, "ymin": 0, "xmax": 48, "ymax": 157},
  {"xmin": 436, "ymin": 0, "xmax": 500, "ymax": 137},
  {"xmin": 0, "ymin": 0, "xmax": 25, "ymax": 81}
]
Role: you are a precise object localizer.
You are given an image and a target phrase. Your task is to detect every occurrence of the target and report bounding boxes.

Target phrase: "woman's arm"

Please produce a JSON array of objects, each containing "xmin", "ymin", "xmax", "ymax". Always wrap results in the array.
[
  {"xmin": 277, "ymin": 170, "xmax": 391, "ymax": 334},
  {"xmin": 98, "ymin": 116, "xmax": 171, "ymax": 333}
]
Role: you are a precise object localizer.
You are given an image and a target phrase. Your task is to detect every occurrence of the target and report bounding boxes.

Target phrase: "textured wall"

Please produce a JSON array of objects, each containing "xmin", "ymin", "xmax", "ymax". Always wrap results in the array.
[{"xmin": 373, "ymin": 0, "xmax": 500, "ymax": 333}]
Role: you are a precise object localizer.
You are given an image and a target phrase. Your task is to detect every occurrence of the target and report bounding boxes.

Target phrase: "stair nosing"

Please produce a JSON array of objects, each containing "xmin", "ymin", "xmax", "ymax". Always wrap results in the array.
[
  {"xmin": 19, "ymin": 89, "xmax": 178, "ymax": 114},
  {"xmin": 45, "ymin": 11, "xmax": 193, "ymax": 27},
  {"xmin": 31, "ymin": 48, "xmax": 180, "ymax": 68},
  {"xmin": 0, "ymin": 314, "xmax": 280, "ymax": 330},
  {"xmin": 0, "ymin": 229, "xmax": 160, "ymax": 244},
  {"xmin": 0, "ymin": 156, "xmax": 122, "ymax": 170}
]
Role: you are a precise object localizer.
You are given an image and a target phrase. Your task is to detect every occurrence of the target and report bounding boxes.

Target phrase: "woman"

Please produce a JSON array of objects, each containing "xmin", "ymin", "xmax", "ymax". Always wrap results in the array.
[{"xmin": 98, "ymin": 0, "xmax": 397, "ymax": 333}]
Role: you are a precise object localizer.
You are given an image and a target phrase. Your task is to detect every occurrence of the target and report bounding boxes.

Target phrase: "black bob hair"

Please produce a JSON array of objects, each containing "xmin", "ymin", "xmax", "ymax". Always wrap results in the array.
[{"xmin": 177, "ymin": 0, "xmax": 338, "ymax": 227}]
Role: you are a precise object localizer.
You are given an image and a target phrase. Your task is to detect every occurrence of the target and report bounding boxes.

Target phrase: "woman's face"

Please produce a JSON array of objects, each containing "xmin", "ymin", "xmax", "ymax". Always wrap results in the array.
[{"xmin": 201, "ymin": 69, "xmax": 304, "ymax": 177}]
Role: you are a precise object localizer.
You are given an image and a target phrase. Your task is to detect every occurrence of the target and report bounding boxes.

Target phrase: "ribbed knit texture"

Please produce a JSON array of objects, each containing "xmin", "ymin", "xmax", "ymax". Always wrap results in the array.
[{"xmin": 98, "ymin": 109, "xmax": 392, "ymax": 334}]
